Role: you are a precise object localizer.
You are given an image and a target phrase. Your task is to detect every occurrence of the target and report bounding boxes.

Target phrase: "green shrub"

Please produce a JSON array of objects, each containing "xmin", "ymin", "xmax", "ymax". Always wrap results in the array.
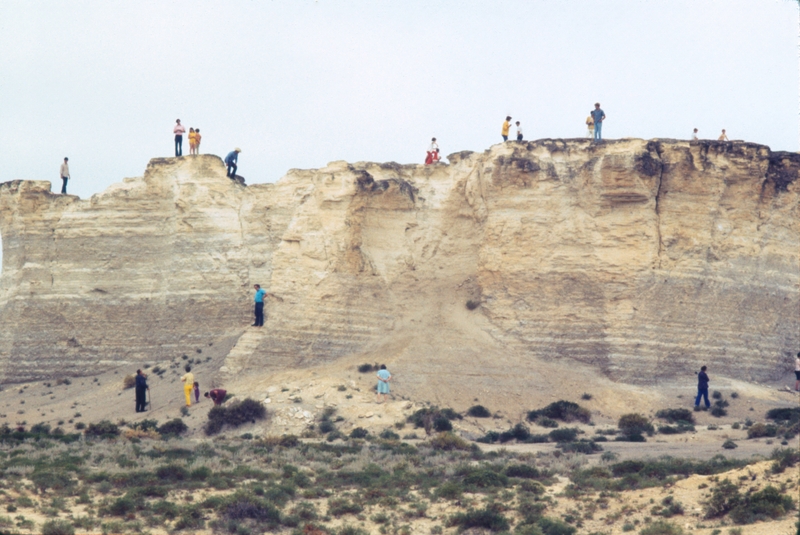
[
  {"xmin": 618, "ymin": 414, "xmax": 654, "ymax": 437},
  {"xmin": 379, "ymin": 429, "xmax": 400, "ymax": 440},
  {"xmin": 548, "ymin": 428, "xmax": 579, "ymax": 443},
  {"xmin": 428, "ymin": 432, "xmax": 472, "ymax": 451},
  {"xmin": 357, "ymin": 363, "xmax": 374, "ymax": 373},
  {"xmin": 84, "ymin": 420, "xmax": 120, "ymax": 438},
  {"xmin": 327, "ymin": 497, "xmax": 362, "ymax": 517},
  {"xmin": 130, "ymin": 419, "xmax": 159, "ymax": 432},
  {"xmin": 205, "ymin": 398, "xmax": 267, "ymax": 435},
  {"xmin": 349, "ymin": 427, "xmax": 368, "ymax": 439},
  {"xmin": 747, "ymin": 423, "xmax": 778, "ymax": 439},
  {"xmin": 536, "ymin": 417, "xmax": 559, "ymax": 428},
  {"xmin": 505, "ymin": 464, "xmax": 540, "ymax": 479},
  {"xmin": 433, "ymin": 416, "xmax": 452, "ymax": 432},
  {"xmin": 728, "ymin": 486, "xmax": 795, "ymax": 524},
  {"xmin": 655, "ymin": 408, "xmax": 695, "ymax": 425},
  {"xmin": 462, "ymin": 468, "xmax": 509, "ymax": 489},
  {"xmin": 711, "ymin": 406, "xmax": 728, "ymax": 418},
  {"xmin": 770, "ymin": 447, "xmax": 800, "ymax": 473},
  {"xmin": 467, "ymin": 405, "xmax": 491, "ymax": 418},
  {"xmin": 156, "ymin": 464, "xmax": 188, "ymax": 481},
  {"xmin": 319, "ymin": 420, "xmax": 336, "ymax": 434},
  {"xmin": 435, "ymin": 481, "xmax": 464, "ymax": 500},
  {"xmin": 499, "ymin": 423, "xmax": 530, "ymax": 443},
  {"xmin": 558, "ymin": 440, "xmax": 603, "ymax": 454},
  {"xmin": 527, "ymin": 401, "xmax": 591, "ymax": 424},
  {"xmin": 41, "ymin": 519, "xmax": 75, "ymax": 535},
  {"xmin": 722, "ymin": 439, "xmax": 737, "ymax": 449},
  {"xmin": 766, "ymin": 407, "xmax": 800, "ymax": 424},
  {"xmin": 518, "ymin": 500, "xmax": 547, "ymax": 524},
  {"xmin": 639, "ymin": 520, "xmax": 683, "ymax": 534},
  {"xmin": 657, "ymin": 423, "xmax": 695, "ymax": 435},
  {"xmin": 536, "ymin": 516, "xmax": 577, "ymax": 535},
  {"xmin": 30, "ymin": 423, "xmax": 51, "ymax": 435},
  {"xmin": 447, "ymin": 507, "xmax": 509, "ymax": 532},
  {"xmin": 158, "ymin": 418, "xmax": 188, "ymax": 436}
]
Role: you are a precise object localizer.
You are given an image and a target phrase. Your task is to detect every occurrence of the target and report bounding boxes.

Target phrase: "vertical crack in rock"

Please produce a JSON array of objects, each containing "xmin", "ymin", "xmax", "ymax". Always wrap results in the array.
[{"xmin": 652, "ymin": 142, "xmax": 665, "ymax": 268}]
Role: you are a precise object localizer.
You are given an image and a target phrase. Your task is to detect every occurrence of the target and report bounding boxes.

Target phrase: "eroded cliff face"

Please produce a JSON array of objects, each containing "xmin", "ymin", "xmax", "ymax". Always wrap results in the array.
[{"xmin": 0, "ymin": 140, "xmax": 797, "ymax": 385}]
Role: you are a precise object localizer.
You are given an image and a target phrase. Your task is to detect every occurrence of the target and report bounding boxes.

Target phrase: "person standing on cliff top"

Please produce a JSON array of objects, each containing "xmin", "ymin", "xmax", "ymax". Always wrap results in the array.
[
  {"xmin": 501, "ymin": 116, "xmax": 511, "ymax": 141},
  {"xmin": 174, "ymin": 119, "xmax": 185, "ymax": 156},
  {"xmin": 225, "ymin": 148, "xmax": 241, "ymax": 179},
  {"xmin": 59, "ymin": 157, "xmax": 70, "ymax": 194},
  {"xmin": 591, "ymin": 103, "xmax": 606, "ymax": 141},
  {"xmin": 252, "ymin": 284, "xmax": 274, "ymax": 327},
  {"xmin": 195, "ymin": 129, "xmax": 201, "ymax": 154},
  {"xmin": 585, "ymin": 114, "xmax": 594, "ymax": 138},
  {"xmin": 135, "ymin": 369, "xmax": 149, "ymax": 412},
  {"xmin": 718, "ymin": 129, "xmax": 729, "ymax": 141},
  {"xmin": 516, "ymin": 121, "xmax": 523, "ymax": 141},
  {"xmin": 694, "ymin": 365, "xmax": 710, "ymax": 410},
  {"xmin": 692, "ymin": 128, "xmax": 699, "ymax": 141}
]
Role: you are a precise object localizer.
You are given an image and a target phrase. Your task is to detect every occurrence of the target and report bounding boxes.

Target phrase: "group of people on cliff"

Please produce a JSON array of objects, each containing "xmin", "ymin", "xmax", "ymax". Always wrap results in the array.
[{"xmin": 173, "ymin": 119, "xmax": 202, "ymax": 156}]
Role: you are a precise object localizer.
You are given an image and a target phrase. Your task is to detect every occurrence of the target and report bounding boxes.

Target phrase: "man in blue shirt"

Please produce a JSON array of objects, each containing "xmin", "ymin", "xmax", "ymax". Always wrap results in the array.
[
  {"xmin": 694, "ymin": 365, "xmax": 710, "ymax": 410},
  {"xmin": 252, "ymin": 284, "xmax": 272, "ymax": 327},
  {"xmin": 591, "ymin": 103, "xmax": 606, "ymax": 141},
  {"xmin": 225, "ymin": 148, "xmax": 241, "ymax": 179},
  {"xmin": 135, "ymin": 369, "xmax": 149, "ymax": 412}
]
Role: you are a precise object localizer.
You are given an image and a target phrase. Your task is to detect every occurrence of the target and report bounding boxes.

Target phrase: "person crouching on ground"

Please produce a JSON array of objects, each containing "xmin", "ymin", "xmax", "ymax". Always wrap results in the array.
[
  {"xmin": 205, "ymin": 388, "xmax": 227, "ymax": 406},
  {"xmin": 181, "ymin": 365, "xmax": 194, "ymax": 407},
  {"xmin": 695, "ymin": 365, "xmax": 710, "ymax": 410},
  {"xmin": 376, "ymin": 364, "xmax": 391, "ymax": 403},
  {"xmin": 225, "ymin": 148, "xmax": 241, "ymax": 179}
]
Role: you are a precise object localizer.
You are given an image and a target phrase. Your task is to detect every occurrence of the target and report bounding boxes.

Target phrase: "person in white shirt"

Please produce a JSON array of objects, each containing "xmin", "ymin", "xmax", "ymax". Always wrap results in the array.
[
  {"xmin": 59, "ymin": 157, "xmax": 70, "ymax": 194},
  {"xmin": 516, "ymin": 121, "xmax": 523, "ymax": 141},
  {"xmin": 585, "ymin": 115, "xmax": 594, "ymax": 138},
  {"xmin": 174, "ymin": 119, "xmax": 186, "ymax": 156},
  {"xmin": 692, "ymin": 128, "xmax": 698, "ymax": 141},
  {"xmin": 429, "ymin": 137, "xmax": 438, "ymax": 152},
  {"xmin": 795, "ymin": 351, "xmax": 800, "ymax": 392}
]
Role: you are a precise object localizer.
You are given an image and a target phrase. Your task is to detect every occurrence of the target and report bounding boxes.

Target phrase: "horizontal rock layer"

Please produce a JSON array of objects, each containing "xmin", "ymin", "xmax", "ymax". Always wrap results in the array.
[{"xmin": 0, "ymin": 140, "xmax": 797, "ymax": 385}]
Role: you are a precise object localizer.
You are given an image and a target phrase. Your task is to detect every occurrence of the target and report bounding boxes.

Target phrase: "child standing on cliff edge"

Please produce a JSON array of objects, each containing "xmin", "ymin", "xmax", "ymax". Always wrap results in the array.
[{"xmin": 501, "ymin": 116, "xmax": 511, "ymax": 142}]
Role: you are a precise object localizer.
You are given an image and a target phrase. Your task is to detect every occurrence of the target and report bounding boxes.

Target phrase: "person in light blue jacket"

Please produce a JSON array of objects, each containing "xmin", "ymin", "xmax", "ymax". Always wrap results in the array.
[{"xmin": 376, "ymin": 364, "xmax": 392, "ymax": 403}]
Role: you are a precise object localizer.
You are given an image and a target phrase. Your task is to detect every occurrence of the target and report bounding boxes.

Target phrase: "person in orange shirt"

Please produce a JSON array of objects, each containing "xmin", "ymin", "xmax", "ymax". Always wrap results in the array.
[{"xmin": 194, "ymin": 129, "xmax": 202, "ymax": 154}]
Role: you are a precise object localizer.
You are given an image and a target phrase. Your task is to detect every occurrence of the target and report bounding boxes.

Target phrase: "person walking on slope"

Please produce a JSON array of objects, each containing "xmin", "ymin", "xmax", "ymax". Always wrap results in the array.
[
  {"xmin": 694, "ymin": 365, "xmax": 710, "ymax": 410},
  {"xmin": 59, "ymin": 157, "xmax": 70, "ymax": 194},
  {"xmin": 516, "ymin": 121, "xmax": 523, "ymax": 141},
  {"xmin": 376, "ymin": 364, "xmax": 392, "ymax": 403},
  {"xmin": 585, "ymin": 114, "xmax": 594, "ymax": 138},
  {"xmin": 252, "ymin": 284, "xmax": 274, "ymax": 327},
  {"xmin": 181, "ymin": 365, "xmax": 194, "ymax": 407},
  {"xmin": 501, "ymin": 116, "xmax": 512, "ymax": 141},
  {"xmin": 718, "ymin": 129, "xmax": 729, "ymax": 141},
  {"xmin": 174, "ymin": 119, "xmax": 186, "ymax": 156},
  {"xmin": 135, "ymin": 369, "xmax": 149, "ymax": 412},
  {"xmin": 591, "ymin": 103, "xmax": 606, "ymax": 141},
  {"xmin": 225, "ymin": 148, "xmax": 241, "ymax": 179}
]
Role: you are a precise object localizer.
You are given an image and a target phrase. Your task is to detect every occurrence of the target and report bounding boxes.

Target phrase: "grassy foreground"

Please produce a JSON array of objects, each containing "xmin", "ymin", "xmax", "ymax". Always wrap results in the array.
[{"xmin": 0, "ymin": 418, "xmax": 798, "ymax": 535}]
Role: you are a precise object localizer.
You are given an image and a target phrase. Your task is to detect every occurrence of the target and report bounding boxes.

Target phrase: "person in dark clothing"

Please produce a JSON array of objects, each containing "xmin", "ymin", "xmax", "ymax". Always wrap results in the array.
[
  {"xmin": 135, "ymin": 369, "xmax": 149, "ymax": 412},
  {"xmin": 225, "ymin": 148, "xmax": 241, "ymax": 179},
  {"xmin": 204, "ymin": 389, "xmax": 227, "ymax": 406},
  {"xmin": 694, "ymin": 365, "xmax": 710, "ymax": 409}
]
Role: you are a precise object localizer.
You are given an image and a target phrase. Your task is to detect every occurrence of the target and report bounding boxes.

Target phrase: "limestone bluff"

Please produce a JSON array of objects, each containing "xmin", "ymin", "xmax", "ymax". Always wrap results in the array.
[{"xmin": 0, "ymin": 139, "xmax": 797, "ymax": 386}]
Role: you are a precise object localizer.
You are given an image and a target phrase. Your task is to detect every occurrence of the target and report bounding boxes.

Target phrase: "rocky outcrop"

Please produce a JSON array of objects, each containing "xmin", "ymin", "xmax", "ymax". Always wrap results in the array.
[{"xmin": 0, "ymin": 141, "xmax": 797, "ymax": 385}]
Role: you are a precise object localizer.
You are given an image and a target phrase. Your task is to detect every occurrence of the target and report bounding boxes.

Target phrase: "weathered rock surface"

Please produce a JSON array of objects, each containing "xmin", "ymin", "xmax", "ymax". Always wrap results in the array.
[{"xmin": 0, "ymin": 140, "xmax": 797, "ymax": 385}]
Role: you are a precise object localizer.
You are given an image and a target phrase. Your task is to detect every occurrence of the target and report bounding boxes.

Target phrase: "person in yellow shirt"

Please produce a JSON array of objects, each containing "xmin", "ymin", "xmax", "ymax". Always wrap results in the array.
[
  {"xmin": 181, "ymin": 365, "xmax": 194, "ymax": 407},
  {"xmin": 501, "ymin": 116, "xmax": 511, "ymax": 141},
  {"xmin": 194, "ymin": 129, "xmax": 201, "ymax": 154},
  {"xmin": 585, "ymin": 115, "xmax": 594, "ymax": 138},
  {"xmin": 188, "ymin": 128, "xmax": 197, "ymax": 155}
]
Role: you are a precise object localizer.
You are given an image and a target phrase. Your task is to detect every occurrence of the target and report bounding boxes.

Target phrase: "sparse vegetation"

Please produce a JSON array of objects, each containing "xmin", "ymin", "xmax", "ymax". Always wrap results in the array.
[
  {"xmin": 467, "ymin": 404, "xmax": 491, "ymax": 417},
  {"xmin": 204, "ymin": 398, "xmax": 267, "ymax": 435},
  {"xmin": 527, "ymin": 400, "xmax": 592, "ymax": 424}
]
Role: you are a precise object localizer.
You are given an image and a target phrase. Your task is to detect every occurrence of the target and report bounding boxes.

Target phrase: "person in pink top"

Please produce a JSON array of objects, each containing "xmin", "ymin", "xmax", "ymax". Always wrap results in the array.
[{"xmin": 173, "ymin": 119, "xmax": 186, "ymax": 156}]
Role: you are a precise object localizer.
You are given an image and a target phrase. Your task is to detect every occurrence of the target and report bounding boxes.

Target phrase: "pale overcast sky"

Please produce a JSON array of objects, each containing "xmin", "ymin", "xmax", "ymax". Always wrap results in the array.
[{"xmin": 0, "ymin": 0, "xmax": 797, "ymax": 200}]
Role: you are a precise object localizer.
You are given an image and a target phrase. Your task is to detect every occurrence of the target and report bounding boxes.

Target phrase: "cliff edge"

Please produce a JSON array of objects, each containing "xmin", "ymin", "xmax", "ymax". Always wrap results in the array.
[{"xmin": 0, "ymin": 140, "xmax": 797, "ymax": 386}]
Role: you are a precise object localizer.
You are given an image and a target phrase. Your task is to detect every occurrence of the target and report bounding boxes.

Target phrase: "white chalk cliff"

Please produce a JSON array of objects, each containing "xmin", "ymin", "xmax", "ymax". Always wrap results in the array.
[{"xmin": 0, "ymin": 139, "xmax": 797, "ymax": 385}]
